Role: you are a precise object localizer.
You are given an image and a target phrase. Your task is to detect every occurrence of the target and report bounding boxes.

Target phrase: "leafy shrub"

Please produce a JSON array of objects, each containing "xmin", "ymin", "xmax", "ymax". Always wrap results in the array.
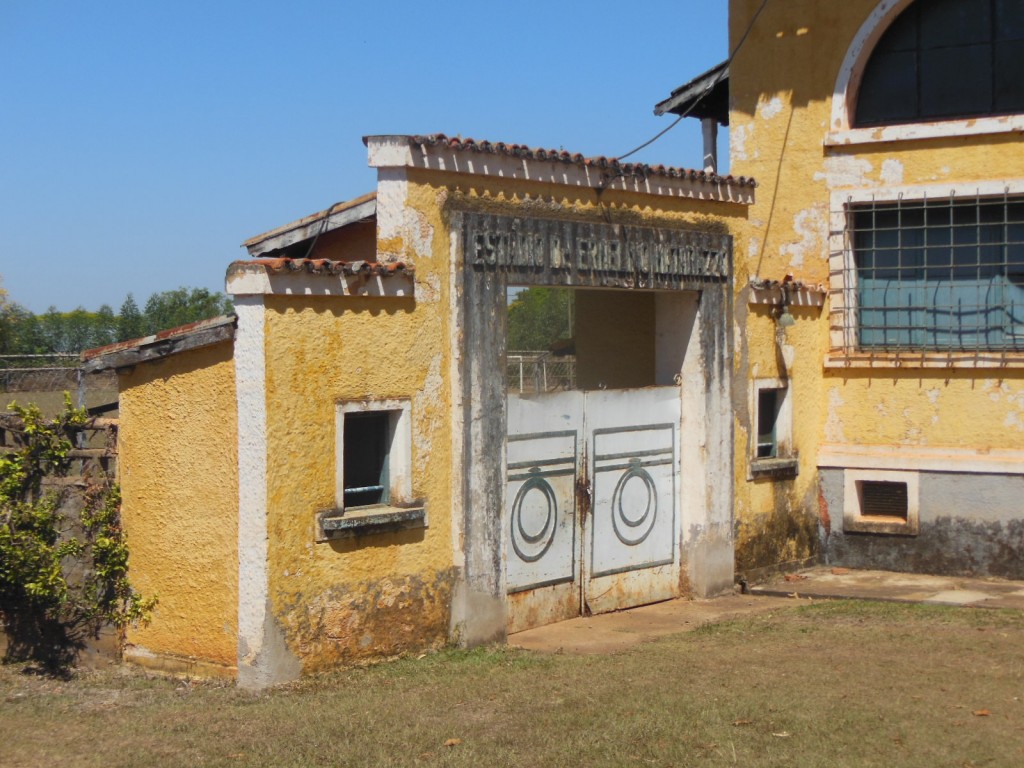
[{"xmin": 0, "ymin": 396, "xmax": 154, "ymax": 673}]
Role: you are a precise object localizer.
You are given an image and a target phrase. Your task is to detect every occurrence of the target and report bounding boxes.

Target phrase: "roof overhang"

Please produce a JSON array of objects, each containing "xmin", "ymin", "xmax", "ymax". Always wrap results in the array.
[
  {"xmin": 226, "ymin": 259, "xmax": 414, "ymax": 299},
  {"xmin": 242, "ymin": 192, "xmax": 377, "ymax": 257},
  {"xmin": 81, "ymin": 315, "xmax": 236, "ymax": 373},
  {"xmin": 364, "ymin": 133, "xmax": 753, "ymax": 204},
  {"xmin": 654, "ymin": 61, "xmax": 730, "ymax": 125}
]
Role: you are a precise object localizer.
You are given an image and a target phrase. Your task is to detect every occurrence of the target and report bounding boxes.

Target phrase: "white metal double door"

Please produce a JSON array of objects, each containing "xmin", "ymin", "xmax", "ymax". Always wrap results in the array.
[{"xmin": 506, "ymin": 387, "xmax": 681, "ymax": 633}]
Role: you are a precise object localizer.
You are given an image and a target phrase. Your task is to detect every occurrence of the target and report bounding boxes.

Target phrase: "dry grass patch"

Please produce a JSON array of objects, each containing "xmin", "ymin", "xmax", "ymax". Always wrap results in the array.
[{"xmin": 2, "ymin": 601, "xmax": 1023, "ymax": 767}]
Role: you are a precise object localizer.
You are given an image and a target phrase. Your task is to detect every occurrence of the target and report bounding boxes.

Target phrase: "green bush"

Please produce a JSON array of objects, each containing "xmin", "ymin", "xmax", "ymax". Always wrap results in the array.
[{"xmin": 0, "ymin": 396, "xmax": 154, "ymax": 673}]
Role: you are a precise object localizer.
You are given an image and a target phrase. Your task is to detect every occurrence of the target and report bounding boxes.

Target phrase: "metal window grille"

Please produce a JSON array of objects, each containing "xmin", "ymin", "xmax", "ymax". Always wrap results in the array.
[
  {"xmin": 859, "ymin": 480, "xmax": 909, "ymax": 520},
  {"xmin": 833, "ymin": 192, "xmax": 1024, "ymax": 354}
]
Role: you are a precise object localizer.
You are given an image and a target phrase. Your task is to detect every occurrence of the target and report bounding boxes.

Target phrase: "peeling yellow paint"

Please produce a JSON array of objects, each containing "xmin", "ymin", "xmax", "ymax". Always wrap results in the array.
[
  {"xmin": 256, "ymin": 166, "xmax": 753, "ymax": 671},
  {"xmin": 728, "ymin": 0, "xmax": 1024, "ymax": 571}
]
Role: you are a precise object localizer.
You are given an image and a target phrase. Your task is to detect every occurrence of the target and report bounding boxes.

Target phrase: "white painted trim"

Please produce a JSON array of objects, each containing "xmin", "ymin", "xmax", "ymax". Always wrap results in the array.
[
  {"xmin": 843, "ymin": 468, "xmax": 920, "ymax": 535},
  {"xmin": 826, "ymin": 115, "xmax": 1024, "ymax": 147},
  {"xmin": 448, "ymin": 213, "xmax": 466, "ymax": 572},
  {"xmin": 819, "ymin": 444, "xmax": 1024, "ymax": 476},
  {"xmin": 376, "ymin": 167, "xmax": 410, "ymax": 244},
  {"xmin": 335, "ymin": 398, "xmax": 413, "ymax": 510},
  {"xmin": 829, "ymin": 0, "xmax": 920, "ymax": 133},
  {"xmin": 828, "ymin": 0, "xmax": 1024, "ymax": 143},
  {"xmin": 234, "ymin": 296, "xmax": 269, "ymax": 680},
  {"xmin": 833, "ymin": 179, "xmax": 1024, "ymax": 205},
  {"xmin": 226, "ymin": 264, "xmax": 414, "ymax": 298},
  {"xmin": 824, "ymin": 351, "xmax": 1024, "ymax": 369},
  {"xmin": 365, "ymin": 136, "xmax": 755, "ymax": 206}
]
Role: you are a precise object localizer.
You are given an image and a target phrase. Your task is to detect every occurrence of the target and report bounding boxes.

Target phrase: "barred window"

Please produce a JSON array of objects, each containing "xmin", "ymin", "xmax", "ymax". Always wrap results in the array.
[
  {"xmin": 848, "ymin": 195, "xmax": 1024, "ymax": 351},
  {"xmin": 855, "ymin": 0, "xmax": 1024, "ymax": 127}
]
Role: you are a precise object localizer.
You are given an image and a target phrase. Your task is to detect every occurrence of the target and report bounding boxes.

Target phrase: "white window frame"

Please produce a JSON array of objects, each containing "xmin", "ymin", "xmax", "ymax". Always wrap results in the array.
[
  {"xmin": 335, "ymin": 398, "xmax": 413, "ymax": 512},
  {"xmin": 748, "ymin": 377, "xmax": 796, "ymax": 477},
  {"xmin": 826, "ymin": 0, "xmax": 1024, "ymax": 146},
  {"xmin": 843, "ymin": 468, "xmax": 919, "ymax": 536}
]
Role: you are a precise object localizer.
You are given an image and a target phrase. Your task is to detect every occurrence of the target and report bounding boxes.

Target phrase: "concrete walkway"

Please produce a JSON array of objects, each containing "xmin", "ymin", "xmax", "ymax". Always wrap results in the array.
[
  {"xmin": 509, "ymin": 593, "xmax": 792, "ymax": 654},
  {"xmin": 749, "ymin": 565, "xmax": 1024, "ymax": 609},
  {"xmin": 509, "ymin": 567, "xmax": 1024, "ymax": 655}
]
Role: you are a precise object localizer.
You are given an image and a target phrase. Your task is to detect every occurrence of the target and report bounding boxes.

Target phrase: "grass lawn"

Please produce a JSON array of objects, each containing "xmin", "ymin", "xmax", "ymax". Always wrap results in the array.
[{"xmin": 2, "ymin": 600, "xmax": 1023, "ymax": 767}]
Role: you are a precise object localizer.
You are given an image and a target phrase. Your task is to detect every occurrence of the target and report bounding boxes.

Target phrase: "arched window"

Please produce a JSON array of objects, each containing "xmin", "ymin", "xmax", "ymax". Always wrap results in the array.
[{"xmin": 855, "ymin": 0, "xmax": 1024, "ymax": 127}]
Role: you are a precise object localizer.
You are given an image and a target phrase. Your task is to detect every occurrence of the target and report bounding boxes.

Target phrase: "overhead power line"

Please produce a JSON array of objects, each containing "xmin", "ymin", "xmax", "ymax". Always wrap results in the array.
[{"xmin": 616, "ymin": 0, "xmax": 771, "ymax": 162}]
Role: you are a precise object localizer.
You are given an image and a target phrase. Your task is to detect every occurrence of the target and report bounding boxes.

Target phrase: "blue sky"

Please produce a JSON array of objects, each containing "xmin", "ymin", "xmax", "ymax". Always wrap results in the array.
[{"xmin": 0, "ymin": 1, "xmax": 728, "ymax": 313}]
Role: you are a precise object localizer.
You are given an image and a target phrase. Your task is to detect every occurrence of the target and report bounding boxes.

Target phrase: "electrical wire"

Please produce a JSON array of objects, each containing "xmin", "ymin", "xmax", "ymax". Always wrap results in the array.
[
  {"xmin": 301, "ymin": 201, "xmax": 344, "ymax": 260},
  {"xmin": 615, "ymin": 0, "xmax": 772, "ymax": 161}
]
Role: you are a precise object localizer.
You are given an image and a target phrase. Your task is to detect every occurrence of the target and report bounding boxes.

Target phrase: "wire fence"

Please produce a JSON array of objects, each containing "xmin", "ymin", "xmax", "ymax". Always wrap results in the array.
[
  {"xmin": 0, "ymin": 355, "xmax": 118, "ymax": 416},
  {"xmin": 507, "ymin": 352, "xmax": 576, "ymax": 393}
]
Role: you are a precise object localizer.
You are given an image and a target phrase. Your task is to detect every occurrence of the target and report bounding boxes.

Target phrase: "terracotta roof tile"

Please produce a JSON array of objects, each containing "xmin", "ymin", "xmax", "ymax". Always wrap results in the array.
[
  {"xmin": 247, "ymin": 258, "xmax": 412, "ymax": 277},
  {"xmin": 407, "ymin": 133, "xmax": 756, "ymax": 188}
]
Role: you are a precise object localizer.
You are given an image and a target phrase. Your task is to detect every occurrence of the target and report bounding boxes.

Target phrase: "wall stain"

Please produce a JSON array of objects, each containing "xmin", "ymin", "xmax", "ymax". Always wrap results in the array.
[
  {"xmin": 830, "ymin": 519, "xmax": 1024, "ymax": 580},
  {"xmin": 736, "ymin": 480, "xmax": 820, "ymax": 575},
  {"xmin": 280, "ymin": 568, "xmax": 456, "ymax": 674}
]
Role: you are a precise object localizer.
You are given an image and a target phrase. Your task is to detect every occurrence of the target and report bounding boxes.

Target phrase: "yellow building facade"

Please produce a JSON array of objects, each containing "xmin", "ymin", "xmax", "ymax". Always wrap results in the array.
[
  {"xmin": 88, "ymin": 135, "xmax": 756, "ymax": 686},
  {"xmin": 716, "ymin": 0, "xmax": 1024, "ymax": 578},
  {"xmin": 84, "ymin": 0, "xmax": 1024, "ymax": 687}
]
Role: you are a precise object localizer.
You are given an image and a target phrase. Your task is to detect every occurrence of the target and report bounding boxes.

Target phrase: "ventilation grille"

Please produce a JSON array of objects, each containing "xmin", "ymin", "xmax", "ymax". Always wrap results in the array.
[{"xmin": 860, "ymin": 480, "xmax": 908, "ymax": 519}]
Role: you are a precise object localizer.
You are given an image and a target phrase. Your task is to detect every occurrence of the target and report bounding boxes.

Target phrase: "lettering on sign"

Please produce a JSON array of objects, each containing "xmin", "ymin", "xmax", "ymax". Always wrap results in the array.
[{"xmin": 463, "ymin": 212, "xmax": 731, "ymax": 289}]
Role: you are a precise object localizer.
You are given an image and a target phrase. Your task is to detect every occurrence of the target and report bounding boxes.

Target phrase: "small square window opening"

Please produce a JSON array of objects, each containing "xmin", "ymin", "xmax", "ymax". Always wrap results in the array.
[
  {"xmin": 749, "ymin": 379, "xmax": 796, "ymax": 478},
  {"xmin": 756, "ymin": 388, "xmax": 781, "ymax": 458},
  {"xmin": 335, "ymin": 399, "xmax": 413, "ymax": 513},
  {"xmin": 343, "ymin": 411, "xmax": 392, "ymax": 507},
  {"xmin": 843, "ymin": 469, "xmax": 919, "ymax": 535},
  {"xmin": 858, "ymin": 479, "xmax": 909, "ymax": 521}
]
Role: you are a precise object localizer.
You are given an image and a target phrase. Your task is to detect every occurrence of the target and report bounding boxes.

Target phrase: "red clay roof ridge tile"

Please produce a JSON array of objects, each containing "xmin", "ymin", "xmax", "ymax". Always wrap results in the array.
[
  {"xmin": 233, "ymin": 258, "xmax": 413, "ymax": 278},
  {"xmin": 405, "ymin": 133, "xmax": 757, "ymax": 188}
]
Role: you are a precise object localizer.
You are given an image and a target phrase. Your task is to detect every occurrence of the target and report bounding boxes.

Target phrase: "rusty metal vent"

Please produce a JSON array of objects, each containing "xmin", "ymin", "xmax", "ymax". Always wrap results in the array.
[{"xmin": 860, "ymin": 480, "xmax": 908, "ymax": 519}]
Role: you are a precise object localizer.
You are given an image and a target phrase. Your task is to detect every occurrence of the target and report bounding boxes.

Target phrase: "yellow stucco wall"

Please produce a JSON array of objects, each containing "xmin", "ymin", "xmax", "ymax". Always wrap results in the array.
[
  {"xmin": 263, "ymin": 290, "xmax": 455, "ymax": 672},
  {"xmin": 262, "ymin": 169, "xmax": 752, "ymax": 671},
  {"xmin": 119, "ymin": 341, "xmax": 239, "ymax": 674},
  {"xmin": 263, "ymin": 173, "xmax": 459, "ymax": 673},
  {"xmin": 728, "ymin": 0, "xmax": 1024, "ymax": 571}
]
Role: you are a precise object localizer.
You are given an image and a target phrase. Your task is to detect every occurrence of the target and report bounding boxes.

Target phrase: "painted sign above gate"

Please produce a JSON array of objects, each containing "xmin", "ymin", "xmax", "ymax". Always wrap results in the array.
[{"xmin": 463, "ymin": 212, "xmax": 731, "ymax": 289}]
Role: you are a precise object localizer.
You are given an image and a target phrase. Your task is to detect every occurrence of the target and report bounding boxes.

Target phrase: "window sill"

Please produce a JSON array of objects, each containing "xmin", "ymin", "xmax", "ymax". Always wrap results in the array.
[
  {"xmin": 750, "ymin": 456, "xmax": 799, "ymax": 479},
  {"xmin": 825, "ymin": 351, "xmax": 1024, "ymax": 370},
  {"xmin": 824, "ymin": 114, "xmax": 1024, "ymax": 147},
  {"xmin": 316, "ymin": 504, "xmax": 425, "ymax": 541},
  {"xmin": 843, "ymin": 515, "xmax": 918, "ymax": 537}
]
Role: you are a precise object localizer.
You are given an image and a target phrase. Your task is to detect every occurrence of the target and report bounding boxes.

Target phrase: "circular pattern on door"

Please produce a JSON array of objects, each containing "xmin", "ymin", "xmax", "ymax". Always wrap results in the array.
[
  {"xmin": 510, "ymin": 473, "xmax": 558, "ymax": 563},
  {"xmin": 610, "ymin": 460, "xmax": 658, "ymax": 546}
]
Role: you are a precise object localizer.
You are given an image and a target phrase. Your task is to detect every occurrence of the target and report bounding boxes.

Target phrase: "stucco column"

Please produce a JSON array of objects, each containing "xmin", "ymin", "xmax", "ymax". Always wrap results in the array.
[{"xmin": 232, "ymin": 294, "xmax": 300, "ymax": 688}]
